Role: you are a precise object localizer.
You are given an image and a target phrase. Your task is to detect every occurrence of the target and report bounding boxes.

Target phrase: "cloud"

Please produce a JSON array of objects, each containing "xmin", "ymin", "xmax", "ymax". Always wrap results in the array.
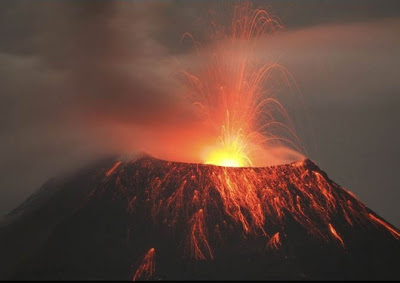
[
  {"xmin": 0, "ymin": 1, "xmax": 197, "ymax": 215},
  {"xmin": 259, "ymin": 18, "xmax": 400, "ymax": 103}
]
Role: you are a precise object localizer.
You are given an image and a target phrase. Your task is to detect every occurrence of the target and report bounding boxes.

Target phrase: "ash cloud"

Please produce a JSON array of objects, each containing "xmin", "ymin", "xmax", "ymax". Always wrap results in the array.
[
  {"xmin": 0, "ymin": 1, "xmax": 198, "ymax": 215},
  {"xmin": 0, "ymin": 0, "xmax": 399, "ymax": 227}
]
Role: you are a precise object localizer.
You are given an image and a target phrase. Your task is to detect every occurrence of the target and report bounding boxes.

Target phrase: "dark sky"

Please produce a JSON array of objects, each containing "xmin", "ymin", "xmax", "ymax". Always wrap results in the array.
[{"xmin": 0, "ymin": 0, "xmax": 399, "ymax": 227}]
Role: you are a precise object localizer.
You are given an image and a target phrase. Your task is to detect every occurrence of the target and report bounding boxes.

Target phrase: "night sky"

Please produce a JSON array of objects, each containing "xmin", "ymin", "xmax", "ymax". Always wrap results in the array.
[{"xmin": 0, "ymin": 0, "xmax": 399, "ymax": 227}]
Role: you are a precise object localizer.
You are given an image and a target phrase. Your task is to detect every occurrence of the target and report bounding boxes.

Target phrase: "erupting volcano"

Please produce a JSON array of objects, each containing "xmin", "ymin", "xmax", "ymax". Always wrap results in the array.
[{"xmin": 0, "ymin": 2, "xmax": 398, "ymax": 281}]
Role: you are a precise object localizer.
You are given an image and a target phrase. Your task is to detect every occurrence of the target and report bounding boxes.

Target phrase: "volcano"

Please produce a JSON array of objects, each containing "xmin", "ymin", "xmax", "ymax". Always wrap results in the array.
[{"xmin": 0, "ymin": 155, "xmax": 398, "ymax": 280}]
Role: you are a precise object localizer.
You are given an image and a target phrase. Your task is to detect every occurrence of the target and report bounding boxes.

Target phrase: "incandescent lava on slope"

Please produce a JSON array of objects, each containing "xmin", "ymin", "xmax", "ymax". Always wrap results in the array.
[
  {"xmin": 98, "ymin": 155, "xmax": 398, "ymax": 279},
  {"xmin": 99, "ymin": 156, "xmax": 398, "ymax": 261},
  {"xmin": 1, "ymin": 155, "xmax": 399, "ymax": 280}
]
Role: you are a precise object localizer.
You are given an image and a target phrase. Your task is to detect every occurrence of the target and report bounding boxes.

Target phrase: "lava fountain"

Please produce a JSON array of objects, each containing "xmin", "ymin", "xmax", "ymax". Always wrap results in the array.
[{"xmin": 178, "ymin": 2, "xmax": 303, "ymax": 167}]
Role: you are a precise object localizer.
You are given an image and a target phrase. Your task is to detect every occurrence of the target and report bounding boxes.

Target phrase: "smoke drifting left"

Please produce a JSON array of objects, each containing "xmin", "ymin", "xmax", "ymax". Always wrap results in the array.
[
  {"xmin": 51, "ymin": 1, "xmax": 205, "ymax": 157},
  {"xmin": 0, "ymin": 1, "xmax": 209, "ymax": 201},
  {"xmin": 0, "ymin": 2, "xmax": 187, "ymax": 213}
]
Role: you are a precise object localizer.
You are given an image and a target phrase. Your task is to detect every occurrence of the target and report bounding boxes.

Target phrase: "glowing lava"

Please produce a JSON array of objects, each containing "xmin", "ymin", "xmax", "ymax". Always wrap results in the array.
[
  {"xmin": 132, "ymin": 248, "xmax": 156, "ymax": 281},
  {"xmin": 100, "ymin": 156, "xmax": 400, "ymax": 265},
  {"xmin": 180, "ymin": 2, "xmax": 301, "ymax": 167},
  {"xmin": 206, "ymin": 155, "xmax": 243, "ymax": 167},
  {"xmin": 204, "ymin": 133, "xmax": 250, "ymax": 167}
]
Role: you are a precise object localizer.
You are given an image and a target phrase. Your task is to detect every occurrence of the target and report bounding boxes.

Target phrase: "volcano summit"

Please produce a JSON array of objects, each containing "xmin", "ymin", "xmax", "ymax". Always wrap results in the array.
[{"xmin": 0, "ymin": 155, "xmax": 399, "ymax": 280}]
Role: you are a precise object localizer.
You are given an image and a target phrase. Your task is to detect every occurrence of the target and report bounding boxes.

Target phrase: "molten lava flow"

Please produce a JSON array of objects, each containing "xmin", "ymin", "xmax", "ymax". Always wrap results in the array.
[
  {"xmin": 132, "ymin": 248, "xmax": 156, "ymax": 281},
  {"xmin": 328, "ymin": 223, "xmax": 345, "ymax": 248},
  {"xmin": 369, "ymin": 213, "xmax": 400, "ymax": 239},
  {"xmin": 179, "ymin": 2, "xmax": 302, "ymax": 167},
  {"xmin": 106, "ymin": 161, "xmax": 122, "ymax": 177},
  {"xmin": 189, "ymin": 209, "xmax": 214, "ymax": 260},
  {"xmin": 95, "ymin": 156, "xmax": 399, "ymax": 263},
  {"xmin": 267, "ymin": 232, "xmax": 281, "ymax": 250}
]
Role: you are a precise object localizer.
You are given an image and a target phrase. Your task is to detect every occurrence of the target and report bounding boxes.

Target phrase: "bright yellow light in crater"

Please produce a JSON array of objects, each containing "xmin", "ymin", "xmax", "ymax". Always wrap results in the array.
[
  {"xmin": 204, "ymin": 148, "xmax": 246, "ymax": 167},
  {"xmin": 203, "ymin": 122, "xmax": 251, "ymax": 167}
]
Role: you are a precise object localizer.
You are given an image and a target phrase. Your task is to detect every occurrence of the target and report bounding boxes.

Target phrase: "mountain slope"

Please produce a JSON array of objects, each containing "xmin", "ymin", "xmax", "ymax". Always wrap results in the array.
[{"xmin": 0, "ymin": 155, "xmax": 398, "ymax": 280}]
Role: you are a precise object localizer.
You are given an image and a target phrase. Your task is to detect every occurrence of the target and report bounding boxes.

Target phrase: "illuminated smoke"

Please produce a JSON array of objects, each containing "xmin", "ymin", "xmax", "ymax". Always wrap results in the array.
[{"xmin": 177, "ymin": 2, "xmax": 303, "ymax": 167}]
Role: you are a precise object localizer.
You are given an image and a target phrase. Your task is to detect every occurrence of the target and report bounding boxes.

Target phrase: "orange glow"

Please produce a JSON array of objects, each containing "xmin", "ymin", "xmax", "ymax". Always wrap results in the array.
[
  {"xmin": 328, "ymin": 223, "xmax": 345, "ymax": 248},
  {"xmin": 105, "ymin": 161, "xmax": 122, "ymax": 177},
  {"xmin": 189, "ymin": 209, "xmax": 214, "ymax": 260},
  {"xmin": 204, "ymin": 136, "xmax": 249, "ymax": 167},
  {"xmin": 207, "ymin": 156, "xmax": 243, "ymax": 167},
  {"xmin": 267, "ymin": 232, "xmax": 281, "ymax": 250},
  {"xmin": 369, "ymin": 213, "xmax": 400, "ymax": 239},
  {"xmin": 117, "ymin": 157, "xmax": 381, "ymax": 261},
  {"xmin": 132, "ymin": 248, "xmax": 156, "ymax": 281},
  {"xmin": 180, "ymin": 2, "xmax": 302, "ymax": 167}
]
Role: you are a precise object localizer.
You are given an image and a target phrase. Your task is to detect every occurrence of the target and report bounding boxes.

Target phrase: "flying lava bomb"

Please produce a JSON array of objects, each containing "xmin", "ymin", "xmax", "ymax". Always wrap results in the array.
[
  {"xmin": 178, "ymin": 2, "xmax": 303, "ymax": 168},
  {"xmin": 0, "ymin": 2, "xmax": 398, "ymax": 281}
]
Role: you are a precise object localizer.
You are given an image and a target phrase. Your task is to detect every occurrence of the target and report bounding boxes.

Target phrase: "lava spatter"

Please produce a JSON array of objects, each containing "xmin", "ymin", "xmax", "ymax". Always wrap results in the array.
[
  {"xmin": 132, "ymin": 248, "xmax": 156, "ymax": 281},
  {"xmin": 98, "ymin": 156, "xmax": 399, "ymax": 263}
]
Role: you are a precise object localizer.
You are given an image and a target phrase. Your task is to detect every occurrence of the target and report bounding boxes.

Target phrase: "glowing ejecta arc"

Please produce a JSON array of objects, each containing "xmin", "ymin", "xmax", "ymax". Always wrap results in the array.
[{"xmin": 180, "ymin": 3, "xmax": 301, "ymax": 167}]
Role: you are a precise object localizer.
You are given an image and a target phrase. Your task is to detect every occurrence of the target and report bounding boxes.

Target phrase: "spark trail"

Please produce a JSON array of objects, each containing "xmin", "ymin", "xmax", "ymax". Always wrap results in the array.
[
  {"xmin": 179, "ymin": 2, "xmax": 303, "ymax": 167},
  {"xmin": 100, "ymin": 156, "xmax": 399, "ymax": 263}
]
